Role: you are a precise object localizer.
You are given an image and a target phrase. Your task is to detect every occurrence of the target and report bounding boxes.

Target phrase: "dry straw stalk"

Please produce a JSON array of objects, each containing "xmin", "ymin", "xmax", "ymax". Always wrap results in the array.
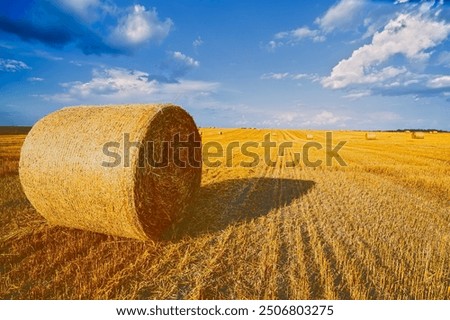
[{"xmin": 19, "ymin": 104, "xmax": 201, "ymax": 240}]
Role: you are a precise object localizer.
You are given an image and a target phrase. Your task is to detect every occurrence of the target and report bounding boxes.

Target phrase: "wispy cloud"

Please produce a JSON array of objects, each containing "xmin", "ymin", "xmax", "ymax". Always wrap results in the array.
[
  {"xmin": 54, "ymin": 0, "xmax": 106, "ymax": 22},
  {"xmin": 437, "ymin": 51, "xmax": 450, "ymax": 67},
  {"xmin": 41, "ymin": 67, "xmax": 218, "ymax": 104},
  {"xmin": 269, "ymin": 27, "xmax": 325, "ymax": 48},
  {"xmin": 267, "ymin": 0, "xmax": 366, "ymax": 49},
  {"xmin": 27, "ymin": 77, "xmax": 44, "ymax": 82},
  {"xmin": 193, "ymin": 37, "xmax": 203, "ymax": 48},
  {"xmin": 427, "ymin": 75, "xmax": 450, "ymax": 88},
  {"xmin": 0, "ymin": 58, "xmax": 30, "ymax": 72},
  {"xmin": 342, "ymin": 90, "xmax": 372, "ymax": 99},
  {"xmin": 32, "ymin": 50, "xmax": 64, "ymax": 61},
  {"xmin": 315, "ymin": 0, "xmax": 366, "ymax": 33},
  {"xmin": 171, "ymin": 51, "xmax": 199, "ymax": 68},
  {"xmin": 260, "ymin": 72, "xmax": 317, "ymax": 81}
]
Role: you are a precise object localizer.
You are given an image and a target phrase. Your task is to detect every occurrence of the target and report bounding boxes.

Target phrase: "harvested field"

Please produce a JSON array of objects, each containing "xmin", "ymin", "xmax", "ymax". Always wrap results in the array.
[{"xmin": 1, "ymin": 129, "xmax": 449, "ymax": 299}]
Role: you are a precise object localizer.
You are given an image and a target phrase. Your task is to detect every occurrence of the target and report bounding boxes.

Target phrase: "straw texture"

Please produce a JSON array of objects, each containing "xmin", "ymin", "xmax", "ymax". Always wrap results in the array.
[{"xmin": 19, "ymin": 104, "xmax": 201, "ymax": 240}]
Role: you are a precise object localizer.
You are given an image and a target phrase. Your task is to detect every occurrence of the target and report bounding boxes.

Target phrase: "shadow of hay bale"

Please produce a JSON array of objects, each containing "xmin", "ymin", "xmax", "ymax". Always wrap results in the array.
[{"xmin": 166, "ymin": 177, "xmax": 315, "ymax": 240}]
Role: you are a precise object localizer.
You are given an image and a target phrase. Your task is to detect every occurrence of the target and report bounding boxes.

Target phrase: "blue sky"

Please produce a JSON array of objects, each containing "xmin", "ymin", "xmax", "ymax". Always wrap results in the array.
[{"xmin": 0, "ymin": 0, "xmax": 449, "ymax": 129}]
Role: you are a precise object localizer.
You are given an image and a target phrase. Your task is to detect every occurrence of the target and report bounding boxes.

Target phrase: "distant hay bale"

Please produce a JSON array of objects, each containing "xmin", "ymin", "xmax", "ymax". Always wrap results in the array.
[
  {"xmin": 412, "ymin": 131, "xmax": 425, "ymax": 139},
  {"xmin": 219, "ymin": 131, "xmax": 223, "ymax": 135},
  {"xmin": 19, "ymin": 104, "xmax": 201, "ymax": 241},
  {"xmin": 365, "ymin": 132, "xmax": 377, "ymax": 140},
  {"xmin": 306, "ymin": 134, "xmax": 314, "ymax": 140},
  {"xmin": 405, "ymin": 130, "xmax": 410, "ymax": 133},
  {"xmin": 432, "ymin": 130, "xmax": 438, "ymax": 134}
]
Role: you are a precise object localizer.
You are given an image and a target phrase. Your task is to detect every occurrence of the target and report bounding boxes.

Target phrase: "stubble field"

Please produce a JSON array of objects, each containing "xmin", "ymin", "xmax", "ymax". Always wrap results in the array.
[{"xmin": 0, "ymin": 129, "xmax": 449, "ymax": 299}]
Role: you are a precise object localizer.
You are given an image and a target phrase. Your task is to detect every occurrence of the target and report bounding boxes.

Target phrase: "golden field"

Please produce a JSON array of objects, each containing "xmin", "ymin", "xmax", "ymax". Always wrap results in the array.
[{"xmin": 0, "ymin": 129, "xmax": 449, "ymax": 299}]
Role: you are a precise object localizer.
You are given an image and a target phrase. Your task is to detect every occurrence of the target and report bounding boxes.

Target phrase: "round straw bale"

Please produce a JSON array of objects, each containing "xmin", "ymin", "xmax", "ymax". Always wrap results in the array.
[
  {"xmin": 412, "ymin": 131, "xmax": 425, "ymax": 139},
  {"xmin": 306, "ymin": 134, "xmax": 314, "ymax": 140},
  {"xmin": 19, "ymin": 104, "xmax": 201, "ymax": 240},
  {"xmin": 365, "ymin": 132, "xmax": 377, "ymax": 140}
]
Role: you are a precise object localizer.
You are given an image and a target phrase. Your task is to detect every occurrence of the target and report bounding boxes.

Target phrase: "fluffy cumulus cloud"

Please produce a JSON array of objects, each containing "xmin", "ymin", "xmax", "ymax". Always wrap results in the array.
[
  {"xmin": 0, "ymin": 1, "xmax": 173, "ymax": 55},
  {"xmin": 0, "ymin": 58, "xmax": 30, "ymax": 72},
  {"xmin": 315, "ymin": 0, "xmax": 366, "ymax": 33},
  {"xmin": 322, "ymin": 4, "xmax": 450, "ymax": 96},
  {"xmin": 109, "ymin": 5, "xmax": 173, "ymax": 48},
  {"xmin": 43, "ymin": 67, "xmax": 218, "ymax": 103}
]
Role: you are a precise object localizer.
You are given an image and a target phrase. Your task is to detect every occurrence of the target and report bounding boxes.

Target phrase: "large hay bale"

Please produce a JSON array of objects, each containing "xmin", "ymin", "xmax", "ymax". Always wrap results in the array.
[
  {"xmin": 306, "ymin": 134, "xmax": 314, "ymax": 140},
  {"xmin": 412, "ymin": 131, "xmax": 425, "ymax": 139},
  {"xmin": 19, "ymin": 104, "xmax": 201, "ymax": 240},
  {"xmin": 365, "ymin": 132, "xmax": 377, "ymax": 140}
]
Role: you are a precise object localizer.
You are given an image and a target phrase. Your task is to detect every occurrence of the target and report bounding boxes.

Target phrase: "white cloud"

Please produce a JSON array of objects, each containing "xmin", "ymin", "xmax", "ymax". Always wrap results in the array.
[
  {"xmin": 267, "ymin": 0, "xmax": 365, "ymax": 48},
  {"xmin": 164, "ymin": 51, "xmax": 200, "ymax": 79},
  {"xmin": 172, "ymin": 51, "xmax": 199, "ymax": 68},
  {"xmin": 54, "ymin": 0, "xmax": 103, "ymax": 21},
  {"xmin": 322, "ymin": 11, "xmax": 450, "ymax": 89},
  {"xmin": 315, "ymin": 0, "xmax": 366, "ymax": 33},
  {"xmin": 260, "ymin": 72, "xmax": 290, "ymax": 80},
  {"xmin": 427, "ymin": 75, "xmax": 450, "ymax": 88},
  {"xmin": 109, "ymin": 5, "xmax": 173, "ymax": 47},
  {"xmin": 270, "ymin": 26, "xmax": 325, "ymax": 48},
  {"xmin": 343, "ymin": 90, "xmax": 371, "ymax": 99},
  {"xmin": 43, "ymin": 67, "xmax": 218, "ymax": 103},
  {"xmin": 0, "ymin": 58, "xmax": 31, "ymax": 72},
  {"xmin": 260, "ymin": 72, "xmax": 316, "ymax": 81},
  {"xmin": 193, "ymin": 37, "xmax": 203, "ymax": 48},
  {"xmin": 27, "ymin": 77, "xmax": 44, "ymax": 82}
]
